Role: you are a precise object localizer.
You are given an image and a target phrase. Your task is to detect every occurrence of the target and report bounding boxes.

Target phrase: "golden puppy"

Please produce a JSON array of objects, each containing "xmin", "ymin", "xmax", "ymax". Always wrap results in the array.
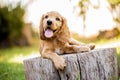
[{"xmin": 39, "ymin": 11, "xmax": 95, "ymax": 70}]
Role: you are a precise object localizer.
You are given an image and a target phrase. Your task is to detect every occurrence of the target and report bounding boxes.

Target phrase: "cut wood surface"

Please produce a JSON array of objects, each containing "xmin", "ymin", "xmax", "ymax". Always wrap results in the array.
[{"xmin": 23, "ymin": 48, "xmax": 118, "ymax": 80}]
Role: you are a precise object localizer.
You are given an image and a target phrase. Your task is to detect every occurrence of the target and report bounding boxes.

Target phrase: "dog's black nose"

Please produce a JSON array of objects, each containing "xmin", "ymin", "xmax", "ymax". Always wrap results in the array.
[{"xmin": 47, "ymin": 20, "xmax": 52, "ymax": 25}]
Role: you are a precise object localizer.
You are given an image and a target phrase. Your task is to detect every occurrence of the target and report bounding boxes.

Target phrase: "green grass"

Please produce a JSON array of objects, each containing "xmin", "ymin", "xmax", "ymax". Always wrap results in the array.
[
  {"xmin": 0, "ymin": 63, "xmax": 25, "ymax": 80},
  {"xmin": 0, "ymin": 45, "xmax": 39, "ymax": 62},
  {"xmin": 94, "ymin": 36, "xmax": 120, "ymax": 45},
  {"xmin": 117, "ymin": 47, "xmax": 120, "ymax": 66},
  {"xmin": 117, "ymin": 47, "xmax": 120, "ymax": 78},
  {"xmin": 0, "ymin": 43, "xmax": 39, "ymax": 80}
]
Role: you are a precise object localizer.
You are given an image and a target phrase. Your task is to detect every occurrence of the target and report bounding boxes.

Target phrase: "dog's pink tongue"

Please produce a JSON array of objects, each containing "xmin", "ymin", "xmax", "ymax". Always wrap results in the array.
[{"xmin": 45, "ymin": 29, "xmax": 53, "ymax": 38}]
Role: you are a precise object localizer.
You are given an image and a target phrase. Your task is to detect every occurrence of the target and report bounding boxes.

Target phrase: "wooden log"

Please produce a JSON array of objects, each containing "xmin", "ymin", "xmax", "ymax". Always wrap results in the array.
[{"xmin": 23, "ymin": 48, "xmax": 118, "ymax": 80}]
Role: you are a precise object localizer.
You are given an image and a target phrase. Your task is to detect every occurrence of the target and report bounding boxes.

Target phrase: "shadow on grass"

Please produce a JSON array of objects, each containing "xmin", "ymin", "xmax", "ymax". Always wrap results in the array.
[{"xmin": 0, "ymin": 62, "xmax": 25, "ymax": 80}]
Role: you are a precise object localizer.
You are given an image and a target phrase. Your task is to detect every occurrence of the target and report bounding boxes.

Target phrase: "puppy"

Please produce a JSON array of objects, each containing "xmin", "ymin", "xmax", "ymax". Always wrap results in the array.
[{"xmin": 39, "ymin": 11, "xmax": 95, "ymax": 70}]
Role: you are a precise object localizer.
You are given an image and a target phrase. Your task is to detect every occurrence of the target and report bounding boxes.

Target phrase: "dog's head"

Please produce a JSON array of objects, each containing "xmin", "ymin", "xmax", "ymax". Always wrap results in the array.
[{"xmin": 40, "ymin": 11, "xmax": 70, "ymax": 42}]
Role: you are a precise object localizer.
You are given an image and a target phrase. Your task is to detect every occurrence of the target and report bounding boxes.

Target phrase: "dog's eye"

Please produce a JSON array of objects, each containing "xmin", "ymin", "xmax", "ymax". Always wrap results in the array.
[
  {"xmin": 45, "ymin": 15, "xmax": 48, "ymax": 19},
  {"xmin": 56, "ymin": 17, "xmax": 60, "ymax": 21}
]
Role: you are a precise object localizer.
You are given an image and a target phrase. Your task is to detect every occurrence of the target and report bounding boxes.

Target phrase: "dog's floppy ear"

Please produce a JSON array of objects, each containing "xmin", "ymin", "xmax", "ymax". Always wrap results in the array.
[
  {"xmin": 57, "ymin": 17, "xmax": 71, "ymax": 43},
  {"xmin": 39, "ymin": 15, "xmax": 46, "ymax": 40}
]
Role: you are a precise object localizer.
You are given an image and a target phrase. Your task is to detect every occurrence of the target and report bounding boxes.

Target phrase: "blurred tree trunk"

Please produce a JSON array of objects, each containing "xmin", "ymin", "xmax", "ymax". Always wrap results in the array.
[
  {"xmin": 77, "ymin": 0, "xmax": 100, "ymax": 35},
  {"xmin": 82, "ymin": 14, "xmax": 86, "ymax": 35},
  {"xmin": 107, "ymin": 0, "xmax": 120, "ymax": 27},
  {"xmin": 78, "ymin": 0, "xmax": 89, "ymax": 35}
]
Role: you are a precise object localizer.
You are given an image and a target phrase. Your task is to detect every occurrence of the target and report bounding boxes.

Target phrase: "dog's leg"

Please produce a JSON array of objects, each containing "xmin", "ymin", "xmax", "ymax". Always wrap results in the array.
[
  {"xmin": 69, "ymin": 38, "xmax": 95, "ymax": 50},
  {"xmin": 63, "ymin": 43, "xmax": 90, "ymax": 53},
  {"xmin": 41, "ymin": 50, "xmax": 66, "ymax": 70}
]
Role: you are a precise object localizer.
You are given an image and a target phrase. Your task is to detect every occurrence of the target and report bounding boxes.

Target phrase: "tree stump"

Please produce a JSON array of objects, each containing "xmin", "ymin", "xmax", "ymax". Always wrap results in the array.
[{"xmin": 23, "ymin": 48, "xmax": 118, "ymax": 80}]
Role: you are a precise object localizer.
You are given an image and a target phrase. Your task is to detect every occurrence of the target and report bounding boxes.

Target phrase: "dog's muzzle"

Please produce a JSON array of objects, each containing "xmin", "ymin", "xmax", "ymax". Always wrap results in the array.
[{"xmin": 47, "ymin": 20, "xmax": 52, "ymax": 25}]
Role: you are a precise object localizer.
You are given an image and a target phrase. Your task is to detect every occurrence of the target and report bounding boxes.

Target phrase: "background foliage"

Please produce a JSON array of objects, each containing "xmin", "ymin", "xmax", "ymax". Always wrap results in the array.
[{"xmin": 0, "ymin": 3, "xmax": 25, "ymax": 47}]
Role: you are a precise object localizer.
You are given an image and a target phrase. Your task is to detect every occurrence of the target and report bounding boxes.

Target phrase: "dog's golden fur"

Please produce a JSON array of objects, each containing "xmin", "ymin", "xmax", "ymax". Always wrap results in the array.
[{"xmin": 39, "ymin": 11, "xmax": 95, "ymax": 70}]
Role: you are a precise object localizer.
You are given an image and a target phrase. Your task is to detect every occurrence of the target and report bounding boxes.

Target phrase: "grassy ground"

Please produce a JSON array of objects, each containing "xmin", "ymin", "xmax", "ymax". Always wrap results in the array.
[
  {"xmin": 0, "ymin": 43, "xmax": 39, "ymax": 80},
  {"xmin": 0, "ymin": 63, "xmax": 25, "ymax": 80},
  {"xmin": 117, "ymin": 47, "xmax": 120, "ymax": 67},
  {"xmin": 0, "ymin": 39, "xmax": 120, "ymax": 80}
]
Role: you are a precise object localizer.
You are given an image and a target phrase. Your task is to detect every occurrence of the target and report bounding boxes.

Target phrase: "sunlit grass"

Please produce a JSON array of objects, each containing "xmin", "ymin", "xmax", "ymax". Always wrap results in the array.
[
  {"xmin": 117, "ymin": 47, "xmax": 120, "ymax": 65},
  {"xmin": 0, "ymin": 43, "xmax": 39, "ymax": 62},
  {"xmin": 94, "ymin": 36, "xmax": 120, "ymax": 45},
  {"xmin": 0, "ymin": 41, "xmax": 39, "ymax": 80},
  {"xmin": 9, "ymin": 52, "xmax": 40, "ymax": 63}
]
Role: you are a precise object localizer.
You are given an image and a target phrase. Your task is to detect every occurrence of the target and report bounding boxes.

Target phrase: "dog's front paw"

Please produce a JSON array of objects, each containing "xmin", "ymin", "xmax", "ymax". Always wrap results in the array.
[{"xmin": 53, "ymin": 56, "xmax": 66, "ymax": 70}]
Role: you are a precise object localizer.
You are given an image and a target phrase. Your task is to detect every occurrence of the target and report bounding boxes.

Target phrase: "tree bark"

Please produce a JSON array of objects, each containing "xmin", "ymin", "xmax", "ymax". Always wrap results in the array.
[{"xmin": 23, "ymin": 48, "xmax": 118, "ymax": 80}]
